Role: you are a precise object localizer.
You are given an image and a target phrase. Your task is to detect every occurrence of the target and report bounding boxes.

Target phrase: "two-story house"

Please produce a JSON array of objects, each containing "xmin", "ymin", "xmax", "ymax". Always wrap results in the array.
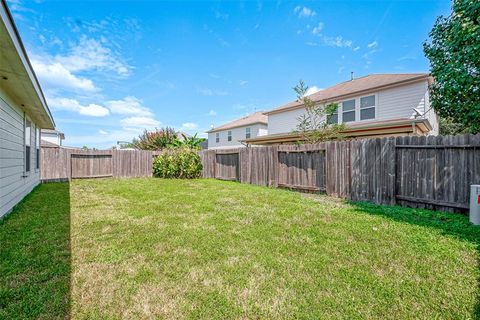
[
  {"xmin": 207, "ymin": 111, "xmax": 267, "ymax": 149},
  {"xmin": 245, "ymin": 73, "xmax": 438, "ymax": 145}
]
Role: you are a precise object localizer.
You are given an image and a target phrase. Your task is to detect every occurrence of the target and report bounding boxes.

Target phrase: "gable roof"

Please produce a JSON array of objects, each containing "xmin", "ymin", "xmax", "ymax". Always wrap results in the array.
[
  {"xmin": 207, "ymin": 111, "xmax": 268, "ymax": 133},
  {"xmin": 266, "ymin": 73, "xmax": 432, "ymax": 115}
]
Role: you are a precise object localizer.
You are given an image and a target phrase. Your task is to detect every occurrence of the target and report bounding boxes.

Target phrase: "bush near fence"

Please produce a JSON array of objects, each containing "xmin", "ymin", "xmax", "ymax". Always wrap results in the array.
[{"xmin": 199, "ymin": 134, "xmax": 480, "ymax": 213}]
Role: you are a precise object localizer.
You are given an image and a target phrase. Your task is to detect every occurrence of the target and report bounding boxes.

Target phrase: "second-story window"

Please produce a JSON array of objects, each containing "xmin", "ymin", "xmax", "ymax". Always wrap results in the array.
[
  {"xmin": 360, "ymin": 95, "xmax": 376, "ymax": 120},
  {"xmin": 327, "ymin": 105, "xmax": 339, "ymax": 124},
  {"xmin": 245, "ymin": 127, "xmax": 251, "ymax": 139},
  {"xmin": 227, "ymin": 130, "xmax": 232, "ymax": 141},
  {"xmin": 342, "ymin": 99, "xmax": 355, "ymax": 123},
  {"xmin": 215, "ymin": 132, "xmax": 220, "ymax": 143}
]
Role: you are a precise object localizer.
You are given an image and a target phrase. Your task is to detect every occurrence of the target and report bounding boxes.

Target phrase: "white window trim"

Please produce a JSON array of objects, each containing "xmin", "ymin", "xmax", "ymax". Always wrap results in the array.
[
  {"xmin": 35, "ymin": 127, "xmax": 40, "ymax": 172},
  {"xmin": 215, "ymin": 132, "xmax": 220, "ymax": 143},
  {"xmin": 358, "ymin": 93, "xmax": 378, "ymax": 122},
  {"xmin": 23, "ymin": 114, "xmax": 31, "ymax": 176},
  {"xmin": 245, "ymin": 127, "xmax": 251, "ymax": 139},
  {"xmin": 337, "ymin": 93, "xmax": 378, "ymax": 124},
  {"xmin": 227, "ymin": 130, "xmax": 232, "ymax": 142}
]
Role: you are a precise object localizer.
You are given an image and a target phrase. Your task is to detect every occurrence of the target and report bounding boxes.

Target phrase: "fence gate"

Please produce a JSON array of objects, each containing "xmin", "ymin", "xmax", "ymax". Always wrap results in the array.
[
  {"xmin": 278, "ymin": 150, "xmax": 326, "ymax": 192},
  {"xmin": 215, "ymin": 152, "xmax": 239, "ymax": 181},
  {"xmin": 71, "ymin": 154, "xmax": 113, "ymax": 179}
]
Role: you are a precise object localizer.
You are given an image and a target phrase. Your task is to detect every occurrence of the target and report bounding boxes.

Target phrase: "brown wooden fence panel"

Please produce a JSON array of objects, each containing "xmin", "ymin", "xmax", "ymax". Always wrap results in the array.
[
  {"xmin": 394, "ymin": 134, "xmax": 480, "ymax": 211},
  {"xmin": 41, "ymin": 149, "xmax": 160, "ymax": 181},
  {"xmin": 278, "ymin": 150, "xmax": 325, "ymax": 191},
  {"xmin": 71, "ymin": 153, "xmax": 113, "ymax": 178},
  {"xmin": 215, "ymin": 152, "xmax": 239, "ymax": 181}
]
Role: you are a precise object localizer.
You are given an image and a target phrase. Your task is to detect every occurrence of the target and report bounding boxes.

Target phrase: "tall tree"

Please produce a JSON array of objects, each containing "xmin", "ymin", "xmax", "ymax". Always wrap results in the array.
[{"xmin": 423, "ymin": 0, "xmax": 480, "ymax": 134}]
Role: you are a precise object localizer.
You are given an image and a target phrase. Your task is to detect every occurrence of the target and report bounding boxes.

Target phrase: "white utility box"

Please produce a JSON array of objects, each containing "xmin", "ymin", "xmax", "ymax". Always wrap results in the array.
[{"xmin": 470, "ymin": 185, "xmax": 480, "ymax": 225}]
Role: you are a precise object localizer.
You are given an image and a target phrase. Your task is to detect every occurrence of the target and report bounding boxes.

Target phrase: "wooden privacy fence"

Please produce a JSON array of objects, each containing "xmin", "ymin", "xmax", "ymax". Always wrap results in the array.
[
  {"xmin": 199, "ymin": 134, "xmax": 480, "ymax": 213},
  {"xmin": 41, "ymin": 148, "xmax": 161, "ymax": 181}
]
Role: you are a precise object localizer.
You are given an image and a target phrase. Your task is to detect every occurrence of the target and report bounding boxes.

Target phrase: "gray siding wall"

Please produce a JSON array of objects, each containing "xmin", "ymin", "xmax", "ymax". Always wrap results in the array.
[{"xmin": 0, "ymin": 88, "xmax": 40, "ymax": 217}]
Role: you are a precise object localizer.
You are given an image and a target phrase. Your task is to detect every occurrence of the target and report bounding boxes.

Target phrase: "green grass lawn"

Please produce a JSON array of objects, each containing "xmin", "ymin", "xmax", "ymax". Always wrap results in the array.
[{"xmin": 1, "ymin": 178, "xmax": 479, "ymax": 319}]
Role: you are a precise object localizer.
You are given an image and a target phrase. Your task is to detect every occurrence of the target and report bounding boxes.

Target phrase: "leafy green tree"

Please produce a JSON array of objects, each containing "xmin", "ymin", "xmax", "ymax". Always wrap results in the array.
[
  {"xmin": 132, "ymin": 127, "xmax": 179, "ymax": 150},
  {"xmin": 294, "ymin": 80, "xmax": 346, "ymax": 143},
  {"xmin": 423, "ymin": 0, "xmax": 480, "ymax": 134},
  {"xmin": 179, "ymin": 133, "xmax": 206, "ymax": 149}
]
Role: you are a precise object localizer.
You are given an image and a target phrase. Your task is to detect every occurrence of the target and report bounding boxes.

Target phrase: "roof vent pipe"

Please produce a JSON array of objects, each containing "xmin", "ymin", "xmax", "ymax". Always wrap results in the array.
[{"xmin": 350, "ymin": 71, "xmax": 355, "ymax": 81}]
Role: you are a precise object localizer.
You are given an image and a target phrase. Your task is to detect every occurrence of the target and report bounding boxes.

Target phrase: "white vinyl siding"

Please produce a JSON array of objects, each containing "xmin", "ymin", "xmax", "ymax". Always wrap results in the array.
[
  {"xmin": 0, "ymin": 89, "xmax": 41, "ymax": 217},
  {"xmin": 268, "ymin": 80, "xmax": 437, "ymax": 135},
  {"xmin": 208, "ymin": 123, "xmax": 268, "ymax": 149}
]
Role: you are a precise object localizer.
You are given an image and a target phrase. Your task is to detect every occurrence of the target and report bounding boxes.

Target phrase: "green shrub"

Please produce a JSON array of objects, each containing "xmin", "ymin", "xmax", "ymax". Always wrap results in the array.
[{"xmin": 152, "ymin": 148, "xmax": 202, "ymax": 179}]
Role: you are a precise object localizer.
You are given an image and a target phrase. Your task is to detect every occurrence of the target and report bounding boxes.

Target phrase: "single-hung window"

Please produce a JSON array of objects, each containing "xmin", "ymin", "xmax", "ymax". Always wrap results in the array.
[
  {"xmin": 36, "ymin": 128, "xmax": 40, "ymax": 169},
  {"xmin": 327, "ymin": 105, "xmax": 339, "ymax": 124},
  {"xmin": 215, "ymin": 132, "xmax": 220, "ymax": 143},
  {"xmin": 360, "ymin": 95, "xmax": 376, "ymax": 120},
  {"xmin": 25, "ymin": 119, "xmax": 31, "ymax": 173},
  {"xmin": 342, "ymin": 99, "xmax": 355, "ymax": 123},
  {"xmin": 245, "ymin": 127, "xmax": 251, "ymax": 139},
  {"xmin": 227, "ymin": 130, "xmax": 232, "ymax": 141}
]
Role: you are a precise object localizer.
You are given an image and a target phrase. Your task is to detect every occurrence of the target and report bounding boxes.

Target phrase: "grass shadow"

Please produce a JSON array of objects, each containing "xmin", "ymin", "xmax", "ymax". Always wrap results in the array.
[
  {"xmin": 0, "ymin": 182, "xmax": 71, "ymax": 319},
  {"xmin": 348, "ymin": 200, "xmax": 480, "ymax": 319}
]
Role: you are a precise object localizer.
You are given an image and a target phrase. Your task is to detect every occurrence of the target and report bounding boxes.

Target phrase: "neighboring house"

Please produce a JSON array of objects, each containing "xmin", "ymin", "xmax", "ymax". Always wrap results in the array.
[
  {"xmin": 245, "ymin": 73, "xmax": 438, "ymax": 145},
  {"xmin": 207, "ymin": 111, "xmax": 268, "ymax": 149},
  {"xmin": 0, "ymin": 1, "xmax": 55, "ymax": 217},
  {"xmin": 41, "ymin": 128, "xmax": 64, "ymax": 147}
]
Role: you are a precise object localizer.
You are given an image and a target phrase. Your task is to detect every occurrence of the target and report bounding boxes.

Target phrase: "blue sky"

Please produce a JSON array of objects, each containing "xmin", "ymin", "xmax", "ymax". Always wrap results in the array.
[{"xmin": 8, "ymin": 0, "xmax": 451, "ymax": 148}]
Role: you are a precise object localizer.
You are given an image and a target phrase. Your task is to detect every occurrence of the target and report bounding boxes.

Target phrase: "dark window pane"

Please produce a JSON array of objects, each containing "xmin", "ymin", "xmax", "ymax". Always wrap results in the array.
[
  {"xmin": 360, "ymin": 95, "xmax": 375, "ymax": 108},
  {"xmin": 360, "ymin": 108, "xmax": 375, "ymax": 120},
  {"xmin": 25, "ymin": 146, "xmax": 30, "ymax": 172},
  {"xmin": 327, "ymin": 113, "xmax": 338, "ymax": 124},
  {"xmin": 342, "ymin": 111, "xmax": 355, "ymax": 122},
  {"xmin": 342, "ymin": 99, "xmax": 355, "ymax": 111},
  {"xmin": 36, "ymin": 149, "xmax": 40, "ymax": 169}
]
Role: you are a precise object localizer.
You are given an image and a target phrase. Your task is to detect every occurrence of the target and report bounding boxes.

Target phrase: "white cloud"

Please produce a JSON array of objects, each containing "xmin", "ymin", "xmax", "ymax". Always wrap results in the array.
[
  {"xmin": 306, "ymin": 86, "xmax": 322, "ymax": 96},
  {"xmin": 197, "ymin": 88, "xmax": 228, "ymax": 96},
  {"xmin": 294, "ymin": 6, "xmax": 316, "ymax": 18},
  {"xmin": 312, "ymin": 23, "xmax": 324, "ymax": 35},
  {"xmin": 48, "ymin": 97, "xmax": 110, "ymax": 117},
  {"xmin": 106, "ymin": 96, "xmax": 153, "ymax": 116},
  {"xmin": 56, "ymin": 36, "xmax": 131, "ymax": 76},
  {"xmin": 322, "ymin": 36, "xmax": 353, "ymax": 48},
  {"xmin": 120, "ymin": 116, "xmax": 160, "ymax": 129},
  {"xmin": 31, "ymin": 59, "xmax": 97, "ymax": 91},
  {"xmin": 367, "ymin": 41, "xmax": 378, "ymax": 49},
  {"xmin": 239, "ymin": 80, "xmax": 248, "ymax": 85},
  {"xmin": 99, "ymin": 130, "xmax": 108, "ymax": 135},
  {"xmin": 353, "ymin": 46, "xmax": 360, "ymax": 51},
  {"xmin": 208, "ymin": 109, "xmax": 217, "ymax": 116},
  {"xmin": 182, "ymin": 122, "xmax": 198, "ymax": 130}
]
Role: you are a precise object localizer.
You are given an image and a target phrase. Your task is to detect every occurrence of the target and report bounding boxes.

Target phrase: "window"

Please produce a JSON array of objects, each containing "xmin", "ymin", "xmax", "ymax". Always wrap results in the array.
[
  {"xmin": 327, "ymin": 105, "xmax": 339, "ymax": 124},
  {"xmin": 227, "ymin": 130, "xmax": 232, "ymax": 142},
  {"xmin": 245, "ymin": 127, "xmax": 251, "ymax": 139},
  {"xmin": 36, "ymin": 128, "xmax": 40, "ymax": 169},
  {"xmin": 342, "ymin": 99, "xmax": 356, "ymax": 123},
  {"xmin": 215, "ymin": 132, "xmax": 220, "ymax": 143},
  {"xmin": 25, "ymin": 119, "xmax": 31, "ymax": 173},
  {"xmin": 360, "ymin": 95, "xmax": 376, "ymax": 120}
]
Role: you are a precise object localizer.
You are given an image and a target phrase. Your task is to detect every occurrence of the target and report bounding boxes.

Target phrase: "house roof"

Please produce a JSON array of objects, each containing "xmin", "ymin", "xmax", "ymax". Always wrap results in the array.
[
  {"xmin": 41, "ymin": 139, "xmax": 60, "ymax": 148},
  {"xmin": 266, "ymin": 73, "xmax": 432, "ymax": 115},
  {"xmin": 207, "ymin": 111, "xmax": 268, "ymax": 133},
  {"xmin": 0, "ymin": 0, "xmax": 54, "ymax": 128}
]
